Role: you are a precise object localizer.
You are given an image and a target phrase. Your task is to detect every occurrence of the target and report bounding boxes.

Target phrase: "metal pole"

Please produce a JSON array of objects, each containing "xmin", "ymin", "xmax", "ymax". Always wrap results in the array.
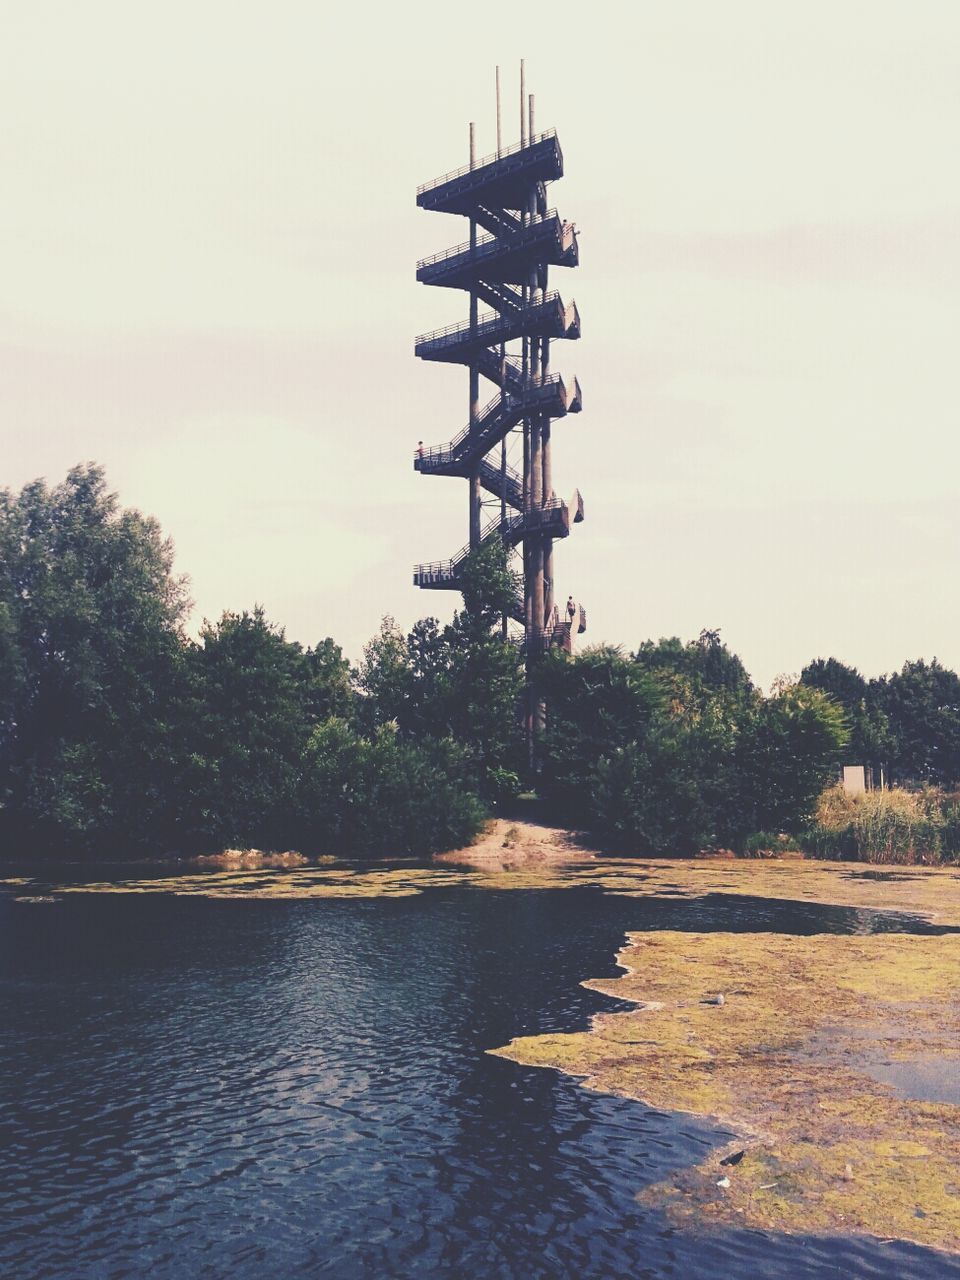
[
  {"xmin": 496, "ymin": 66, "xmax": 502, "ymax": 156},
  {"xmin": 527, "ymin": 91, "xmax": 544, "ymax": 630},
  {"xmin": 468, "ymin": 122, "xmax": 481, "ymax": 548},
  {"xmin": 520, "ymin": 59, "xmax": 526, "ymax": 147}
]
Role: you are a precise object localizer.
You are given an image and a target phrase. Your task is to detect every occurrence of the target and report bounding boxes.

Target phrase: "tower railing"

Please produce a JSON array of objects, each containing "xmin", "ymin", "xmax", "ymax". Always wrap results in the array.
[
  {"xmin": 413, "ymin": 290, "xmax": 565, "ymax": 349},
  {"xmin": 415, "ymin": 373, "xmax": 566, "ymax": 467},
  {"xmin": 413, "ymin": 499, "xmax": 568, "ymax": 586},
  {"xmin": 414, "ymin": 291, "xmax": 578, "ymax": 359},
  {"xmin": 416, "ymin": 129, "xmax": 558, "ymax": 196},
  {"xmin": 416, "ymin": 208, "xmax": 562, "ymax": 272}
]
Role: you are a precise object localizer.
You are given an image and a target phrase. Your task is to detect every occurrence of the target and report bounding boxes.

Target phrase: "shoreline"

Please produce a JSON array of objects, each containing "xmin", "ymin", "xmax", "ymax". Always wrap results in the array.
[{"xmin": 434, "ymin": 815, "xmax": 601, "ymax": 870}]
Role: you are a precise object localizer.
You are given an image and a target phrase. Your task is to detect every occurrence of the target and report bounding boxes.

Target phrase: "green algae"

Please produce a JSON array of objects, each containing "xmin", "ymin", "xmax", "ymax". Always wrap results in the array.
[
  {"xmin": 15, "ymin": 855, "xmax": 960, "ymax": 924},
  {"xmin": 491, "ymin": 928, "xmax": 960, "ymax": 1254},
  {"xmin": 46, "ymin": 866, "xmax": 473, "ymax": 900}
]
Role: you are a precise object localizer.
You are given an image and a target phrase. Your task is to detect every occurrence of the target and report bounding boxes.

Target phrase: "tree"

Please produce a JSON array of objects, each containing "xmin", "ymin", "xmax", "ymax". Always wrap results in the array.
[
  {"xmin": 0, "ymin": 464, "xmax": 189, "ymax": 850},
  {"xmin": 183, "ymin": 607, "xmax": 316, "ymax": 849},
  {"xmin": 880, "ymin": 659, "xmax": 960, "ymax": 786},
  {"xmin": 737, "ymin": 683, "xmax": 848, "ymax": 832},
  {"xmin": 800, "ymin": 657, "xmax": 891, "ymax": 770},
  {"xmin": 303, "ymin": 637, "xmax": 354, "ymax": 723},
  {"xmin": 634, "ymin": 629, "xmax": 753, "ymax": 702},
  {"xmin": 456, "ymin": 535, "xmax": 522, "ymax": 639},
  {"xmin": 355, "ymin": 541, "xmax": 524, "ymax": 793},
  {"xmin": 355, "ymin": 616, "xmax": 414, "ymax": 733},
  {"xmin": 538, "ymin": 645, "xmax": 666, "ymax": 827},
  {"xmin": 296, "ymin": 718, "xmax": 484, "ymax": 856}
]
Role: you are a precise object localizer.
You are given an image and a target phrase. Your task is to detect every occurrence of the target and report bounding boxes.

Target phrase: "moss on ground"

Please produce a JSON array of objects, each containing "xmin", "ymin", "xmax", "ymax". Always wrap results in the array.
[
  {"xmin": 491, "ymin": 928, "xmax": 960, "ymax": 1254},
  {"xmin": 47, "ymin": 867, "xmax": 468, "ymax": 899},
  {"xmin": 28, "ymin": 856, "xmax": 960, "ymax": 923}
]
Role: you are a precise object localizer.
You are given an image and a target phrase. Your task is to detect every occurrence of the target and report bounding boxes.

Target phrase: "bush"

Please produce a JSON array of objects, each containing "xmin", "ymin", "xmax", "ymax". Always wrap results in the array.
[
  {"xmin": 941, "ymin": 795, "xmax": 960, "ymax": 862},
  {"xmin": 800, "ymin": 823, "xmax": 857, "ymax": 861},
  {"xmin": 804, "ymin": 783, "xmax": 945, "ymax": 864},
  {"xmin": 296, "ymin": 719, "xmax": 486, "ymax": 858},
  {"xmin": 743, "ymin": 831, "xmax": 803, "ymax": 857},
  {"xmin": 485, "ymin": 766, "xmax": 521, "ymax": 803}
]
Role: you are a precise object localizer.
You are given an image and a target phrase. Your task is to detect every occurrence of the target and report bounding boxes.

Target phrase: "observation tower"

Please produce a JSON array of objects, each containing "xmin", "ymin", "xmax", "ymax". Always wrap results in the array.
[{"xmin": 412, "ymin": 64, "xmax": 587, "ymax": 663}]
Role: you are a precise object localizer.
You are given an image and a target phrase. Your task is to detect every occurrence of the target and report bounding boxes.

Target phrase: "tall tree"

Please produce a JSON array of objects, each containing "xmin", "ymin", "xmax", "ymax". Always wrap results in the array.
[
  {"xmin": 800, "ymin": 657, "xmax": 891, "ymax": 770},
  {"xmin": 0, "ymin": 464, "xmax": 189, "ymax": 850},
  {"xmin": 184, "ymin": 608, "xmax": 316, "ymax": 848},
  {"xmin": 355, "ymin": 541, "xmax": 524, "ymax": 792},
  {"xmin": 634, "ymin": 629, "xmax": 753, "ymax": 702},
  {"xmin": 881, "ymin": 659, "xmax": 960, "ymax": 786},
  {"xmin": 737, "ymin": 683, "xmax": 849, "ymax": 832}
]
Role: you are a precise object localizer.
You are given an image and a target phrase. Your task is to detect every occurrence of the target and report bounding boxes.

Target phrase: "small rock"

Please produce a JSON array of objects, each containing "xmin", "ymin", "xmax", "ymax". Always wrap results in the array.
[
  {"xmin": 701, "ymin": 993, "xmax": 725, "ymax": 1006},
  {"xmin": 716, "ymin": 1176, "xmax": 731, "ymax": 1189}
]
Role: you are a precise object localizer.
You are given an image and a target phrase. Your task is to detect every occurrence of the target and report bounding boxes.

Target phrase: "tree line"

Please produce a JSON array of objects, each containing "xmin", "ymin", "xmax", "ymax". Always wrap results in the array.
[{"xmin": 2, "ymin": 466, "xmax": 959, "ymax": 860}]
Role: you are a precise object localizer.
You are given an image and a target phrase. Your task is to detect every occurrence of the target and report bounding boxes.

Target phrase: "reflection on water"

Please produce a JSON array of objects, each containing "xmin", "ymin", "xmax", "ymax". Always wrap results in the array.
[{"xmin": 1, "ymin": 885, "xmax": 959, "ymax": 1279}]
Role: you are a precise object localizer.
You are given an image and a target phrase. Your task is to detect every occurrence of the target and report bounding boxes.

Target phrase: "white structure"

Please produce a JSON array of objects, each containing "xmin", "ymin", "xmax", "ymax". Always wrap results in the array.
[{"xmin": 842, "ymin": 765, "xmax": 867, "ymax": 796}]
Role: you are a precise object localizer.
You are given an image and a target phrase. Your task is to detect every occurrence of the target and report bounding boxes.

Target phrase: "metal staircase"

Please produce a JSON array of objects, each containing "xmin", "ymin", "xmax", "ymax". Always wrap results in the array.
[{"xmin": 412, "ymin": 80, "xmax": 587, "ymax": 688}]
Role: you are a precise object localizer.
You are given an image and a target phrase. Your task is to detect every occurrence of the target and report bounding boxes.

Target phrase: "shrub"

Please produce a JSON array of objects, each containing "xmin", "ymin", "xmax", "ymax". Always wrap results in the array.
[
  {"xmin": 941, "ymin": 794, "xmax": 960, "ymax": 862},
  {"xmin": 743, "ymin": 831, "xmax": 803, "ymax": 857},
  {"xmin": 485, "ymin": 766, "xmax": 521, "ymax": 803},
  {"xmin": 805, "ymin": 783, "xmax": 945, "ymax": 864},
  {"xmin": 296, "ymin": 719, "xmax": 486, "ymax": 858}
]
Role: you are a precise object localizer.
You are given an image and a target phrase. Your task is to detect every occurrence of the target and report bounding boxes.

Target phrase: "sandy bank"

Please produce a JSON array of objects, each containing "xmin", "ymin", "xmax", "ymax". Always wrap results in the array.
[
  {"xmin": 193, "ymin": 848, "xmax": 309, "ymax": 870},
  {"xmin": 434, "ymin": 816, "xmax": 600, "ymax": 870}
]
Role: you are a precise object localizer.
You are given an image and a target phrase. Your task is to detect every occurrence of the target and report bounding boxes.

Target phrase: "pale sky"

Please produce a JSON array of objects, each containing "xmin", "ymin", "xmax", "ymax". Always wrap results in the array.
[{"xmin": 3, "ymin": 1, "xmax": 959, "ymax": 688}]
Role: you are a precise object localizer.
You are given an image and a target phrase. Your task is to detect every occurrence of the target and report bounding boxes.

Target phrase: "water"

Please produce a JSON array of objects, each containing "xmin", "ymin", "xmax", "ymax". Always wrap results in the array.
[{"xmin": 2, "ymin": 881, "xmax": 958, "ymax": 1279}]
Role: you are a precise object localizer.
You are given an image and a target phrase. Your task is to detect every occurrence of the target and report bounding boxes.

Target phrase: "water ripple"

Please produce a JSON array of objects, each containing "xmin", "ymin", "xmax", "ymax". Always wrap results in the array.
[{"xmin": 2, "ymin": 886, "xmax": 958, "ymax": 1278}]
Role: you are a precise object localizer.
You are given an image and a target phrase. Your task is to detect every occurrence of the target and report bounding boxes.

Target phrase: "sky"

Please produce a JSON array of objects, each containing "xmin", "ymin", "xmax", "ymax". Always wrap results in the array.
[{"xmin": 2, "ymin": 1, "xmax": 959, "ymax": 689}]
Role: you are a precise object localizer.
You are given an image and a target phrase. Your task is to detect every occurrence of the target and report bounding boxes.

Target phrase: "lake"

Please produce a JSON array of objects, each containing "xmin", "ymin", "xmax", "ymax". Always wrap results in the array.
[{"xmin": 2, "ymin": 876, "xmax": 959, "ymax": 1278}]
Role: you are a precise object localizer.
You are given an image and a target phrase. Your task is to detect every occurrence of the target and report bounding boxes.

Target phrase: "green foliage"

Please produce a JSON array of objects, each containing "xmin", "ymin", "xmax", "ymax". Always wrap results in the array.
[
  {"xmin": 538, "ymin": 643, "xmax": 847, "ymax": 855},
  {"xmin": 800, "ymin": 655, "xmax": 960, "ymax": 788},
  {"xmin": 804, "ymin": 783, "xmax": 949, "ymax": 865},
  {"xmin": 736, "ymin": 683, "xmax": 848, "ymax": 833},
  {"xmin": 0, "ymin": 464, "xmax": 189, "ymax": 851},
  {"xmin": 9, "ymin": 464, "xmax": 960, "ymax": 866},
  {"xmin": 634, "ymin": 629, "xmax": 753, "ymax": 701},
  {"xmin": 355, "ymin": 616, "xmax": 413, "ymax": 732},
  {"xmin": 355, "ymin": 542, "xmax": 524, "ymax": 792},
  {"xmin": 456, "ymin": 535, "xmax": 522, "ymax": 638},
  {"xmin": 880, "ymin": 659, "xmax": 960, "ymax": 787},
  {"xmin": 0, "ymin": 469, "xmax": 495, "ymax": 857},
  {"xmin": 485, "ymin": 766, "xmax": 521, "ymax": 802},
  {"xmin": 538, "ymin": 645, "xmax": 665, "ymax": 825},
  {"xmin": 941, "ymin": 797, "xmax": 960, "ymax": 862},
  {"xmin": 297, "ymin": 719, "xmax": 484, "ymax": 856},
  {"xmin": 742, "ymin": 831, "xmax": 803, "ymax": 857},
  {"xmin": 182, "ymin": 608, "xmax": 317, "ymax": 848},
  {"xmin": 800, "ymin": 657, "xmax": 892, "ymax": 770}
]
